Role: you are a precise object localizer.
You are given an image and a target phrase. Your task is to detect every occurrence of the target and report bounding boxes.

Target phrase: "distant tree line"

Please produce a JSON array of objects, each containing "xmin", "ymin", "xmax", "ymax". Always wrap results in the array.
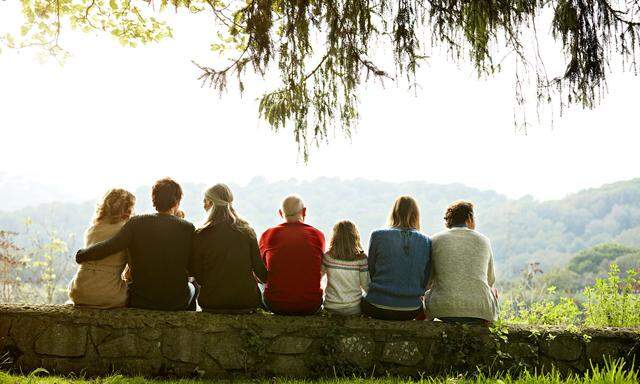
[{"xmin": 0, "ymin": 177, "xmax": 639, "ymax": 304}]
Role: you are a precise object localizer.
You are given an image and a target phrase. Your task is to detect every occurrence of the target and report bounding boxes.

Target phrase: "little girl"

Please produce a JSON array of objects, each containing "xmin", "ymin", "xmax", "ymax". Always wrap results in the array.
[{"xmin": 322, "ymin": 220, "xmax": 370, "ymax": 315}]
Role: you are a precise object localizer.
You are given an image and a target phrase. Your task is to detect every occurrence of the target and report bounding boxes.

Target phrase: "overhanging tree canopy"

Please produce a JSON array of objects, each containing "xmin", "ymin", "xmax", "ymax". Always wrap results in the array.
[{"xmin": 3, "ymin": 0, "xmax": 639, "ymax": 159}]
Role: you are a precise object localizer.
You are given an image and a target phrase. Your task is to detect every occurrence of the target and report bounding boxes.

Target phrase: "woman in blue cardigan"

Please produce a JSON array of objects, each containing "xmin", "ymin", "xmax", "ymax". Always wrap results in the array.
[{"xmin": 362, "ymin": 195, "xmax": 431, "ymax": 320}]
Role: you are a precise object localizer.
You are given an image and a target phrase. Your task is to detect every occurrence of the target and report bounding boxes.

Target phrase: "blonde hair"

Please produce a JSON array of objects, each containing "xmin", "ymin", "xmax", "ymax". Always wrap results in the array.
[
  {"xmin": 202, "ymin": 183, "xmax": 255, "ymax": 237},
  {"xmin": 388, "ymin": 195, "xmax": 421, "ymax": 231},
  {"xmin": 328, "ymin": 220, "xmax": 365, "ymax": 261},
  {"xmin": 93, "ymin": 189, "xmax": 136, "ymax": 225}
]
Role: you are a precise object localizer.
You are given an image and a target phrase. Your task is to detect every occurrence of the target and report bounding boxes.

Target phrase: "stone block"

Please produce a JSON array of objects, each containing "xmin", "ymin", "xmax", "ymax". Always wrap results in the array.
[
  {"xmin": 267, "ymin": 354, "xmax": 309, "ymax": 377},
  {"xmin": 109, "ymin": 358, "xmax": 163, "ymax": 376},
  {"xmin": 338, "ymin": 335, "xmax": 375, "ymax": 368},
  {"xmin": 381, "ymin": 340, "xmax": 423, "ymax": 366},
  {"xmin": 415, "ymin": 323, "xmax": 447, "ymax": 338},
  {"xmin": 504, "ymin": 341, "xmax": 539, "ymax": 360},
  {"xmin": 586, "ymin": 339, "xmax": 624, "ymax": 362},
  {"xmin": 9, "ymin": 317, "xmax": 47, "ymax": 351},
  {"xmin": 98, "ymin": 334, "xmax": 156, "ymax": 358},
  {"xmin": 374, "ymin": 330, "xmax": 387, "ymax": 342},
  {"xmin": 162, "ymin": 328, "xmax": 202, "ymax": 364},
  {"xmin": 540, "ymin": 335, "xmax": 583, "ymax": 362},
  {"xmin": 205, "ymin": 332, "xmax": 248, "ymax": 370},
  {"xmin": 140, "ymin": 329, "xmax": 162, "ymax": 340},
  {"xmin": 268, "ymin": 336, "xmax": 313, "ymax": 354},
  {"xmin": 34, "ymin": 324, "xmax": 88, "ymax": 357},
  {"xmin": 40, "ymin": 357, "xmax": 95, "ymax": 375},
  {"xmin": 0, "ymin": 317, "xmax": 10, "ymax": 350},
  {"xmin": 89, "ymin": 327, "xmax": 111, "ymax": 346},
  {"xmin": 259, "ymin": 328, "xmax": 281, "ymax": 338}
]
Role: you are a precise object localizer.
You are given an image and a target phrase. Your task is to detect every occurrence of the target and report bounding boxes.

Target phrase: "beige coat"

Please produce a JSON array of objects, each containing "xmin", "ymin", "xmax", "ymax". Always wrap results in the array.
[{"xmin": 68, "ymin": 221, "xmax": 129, "ymax": 308}]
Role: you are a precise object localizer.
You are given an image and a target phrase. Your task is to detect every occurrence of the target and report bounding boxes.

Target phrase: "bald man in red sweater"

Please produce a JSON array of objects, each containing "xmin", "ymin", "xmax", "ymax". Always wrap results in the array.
[{"xmin": 259, "ymin": 195, "xmax": 325, "ymax": 315}]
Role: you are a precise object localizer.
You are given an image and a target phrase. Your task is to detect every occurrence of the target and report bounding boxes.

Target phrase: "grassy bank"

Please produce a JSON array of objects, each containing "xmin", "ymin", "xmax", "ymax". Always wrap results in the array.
[{"xmin": 0, "ymin": 361, "xmax": 637, "ymax": 384}]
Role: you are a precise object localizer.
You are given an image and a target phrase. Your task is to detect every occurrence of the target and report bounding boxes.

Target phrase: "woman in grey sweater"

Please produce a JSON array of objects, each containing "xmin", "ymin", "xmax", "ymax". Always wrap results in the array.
[{"xmin": 425, "ymin": 201, "xmax": 499, "ymax": 324}]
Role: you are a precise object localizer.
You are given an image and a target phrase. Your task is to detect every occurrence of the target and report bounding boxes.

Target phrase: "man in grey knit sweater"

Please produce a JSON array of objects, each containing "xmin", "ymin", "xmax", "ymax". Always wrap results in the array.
[{"xmin": 425, "ymin": 201, "xmax": 499, "ymax": 324}]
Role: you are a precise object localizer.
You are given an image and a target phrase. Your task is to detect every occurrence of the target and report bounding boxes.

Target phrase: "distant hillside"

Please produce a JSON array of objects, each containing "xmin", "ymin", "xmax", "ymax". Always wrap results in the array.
[
  {"xmin": 0, "ymin": 173, "xmax": 80, "ymax": 211},
  {"xmin": 1, "ymin": 177, "xmax": 639, "ymax": 278},
  {"xmin": 568, "ymin": 243, "xmax": 640, "ymax": 275},
  {"xmin": 530, "ymin": 242, "xmax": 640, "ymax": 294}
]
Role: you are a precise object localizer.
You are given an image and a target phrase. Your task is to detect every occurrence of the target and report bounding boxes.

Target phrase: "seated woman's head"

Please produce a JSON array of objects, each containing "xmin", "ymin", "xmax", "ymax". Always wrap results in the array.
[
  {"xmin": 444, "ymin": 200, "xmax": 475, "ymax": 229},
  {"xmin": 203, "ymin": 183, "xmax": 233, "ymax": 212},
  {"xmin": 152, "ymin": 178, "xmax": 183, "ymax": 214},
  {"xmin": 388, "ymin": 195, "xmax": 420, "ymax": 230},
  {"xmin": 328, "ymin": 220, "xmax": 364, "ymax": 261},
  {"xmin": 202, "ymin": 183, "xmax": 253, "ymax": 235},
  {"xmin": 93, "ymin": 188, "xmax": 136, "ymax": 225}
]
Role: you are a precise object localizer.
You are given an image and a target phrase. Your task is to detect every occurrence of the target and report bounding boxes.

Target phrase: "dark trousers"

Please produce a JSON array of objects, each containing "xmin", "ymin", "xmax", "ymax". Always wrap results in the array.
[
  {"xmin": 361, "ymin": 299, "xmax": 422, "ymax": 321},
  {"xmin": 439, "ymin": 317, "xmax": 488, "ymax": 325}
]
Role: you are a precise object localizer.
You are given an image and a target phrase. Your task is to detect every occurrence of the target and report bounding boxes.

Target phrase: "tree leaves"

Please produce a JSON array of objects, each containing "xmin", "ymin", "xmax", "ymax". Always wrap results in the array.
[{"xmin": 5, "ymin": 1, "xmax": 640, "ymax": 160}]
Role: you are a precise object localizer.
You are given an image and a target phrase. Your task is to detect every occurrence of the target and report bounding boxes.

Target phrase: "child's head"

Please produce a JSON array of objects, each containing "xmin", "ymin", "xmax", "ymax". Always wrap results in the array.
[
  {"xmin": 328, "ymin": 220, "xmax": 364, "ymax": 261},
  {"xmin": 175, "ymin": 210, "xmax": 186, "ymax": 219}
]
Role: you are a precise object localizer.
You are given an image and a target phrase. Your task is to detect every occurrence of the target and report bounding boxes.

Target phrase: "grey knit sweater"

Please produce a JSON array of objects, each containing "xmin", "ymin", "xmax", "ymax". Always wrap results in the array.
[{"xmin": 425, "ymin": 227, "xmax": 498, "ymax": 321}]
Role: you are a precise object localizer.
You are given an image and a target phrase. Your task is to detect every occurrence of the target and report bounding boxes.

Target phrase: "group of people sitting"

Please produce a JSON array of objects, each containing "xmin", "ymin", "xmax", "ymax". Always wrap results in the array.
[{"xmin": 69, "ymin": 178, "xmax": 499, "ymax": 324}]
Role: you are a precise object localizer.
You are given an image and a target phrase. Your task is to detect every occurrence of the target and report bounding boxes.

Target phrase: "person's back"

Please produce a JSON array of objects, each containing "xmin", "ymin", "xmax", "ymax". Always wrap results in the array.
[
  {"xmin": 76, "ymin": 213, "xmax": 195, "ymax": 310},
  {"xmin": 69, "ymin": 188, "xmax": 134, "ymax": 309},
  {"xmin": 361, "ymin": 196, "xmax": 430, "ymax": 321},
  {"xmin": 426, "ymin": 201, "xmax": 498, "ymax": 323},
  {"xmin": 260, "ymin": 221, "xmax": 325, "ymax": 314},
  {"xmin": 125, "ymin": 214, "xmax": 195, "ymax": 309},
  {"xmin": 364, "ymin": 228, "xmax": 430, "ymax": 307},
  {"xmin": 322, "ymin": 253, "xmax": 369, "ymax": 315},
  {"xmin": 428, "ymin": 227, "xmax": 497, "ymax": 321},
  {"xmin": 75, "ymin": 178, "xmax": 197, "ymax": 311},
  {"xmin": 69, "ymin": 221, "xmax": 129, "ymax": 308},
  {"xmin": 194, "ymin": 220, "xmax": 267, "ymax": 312}
]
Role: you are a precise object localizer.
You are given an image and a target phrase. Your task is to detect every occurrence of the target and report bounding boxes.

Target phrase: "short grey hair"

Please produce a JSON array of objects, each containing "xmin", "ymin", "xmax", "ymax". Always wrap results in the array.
[{"xmin": 281, "ymin": 195, "xmax": 304, "ymax": 217}]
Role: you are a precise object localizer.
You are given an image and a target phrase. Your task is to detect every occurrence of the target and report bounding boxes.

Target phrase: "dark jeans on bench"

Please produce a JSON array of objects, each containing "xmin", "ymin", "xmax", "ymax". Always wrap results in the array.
[
  {"xmin": 361, "ymin": 299, "xmax": 422, "ymax": 321},
  {"xmin": 438, "ymin": 317, "xmax": 488, "ymax": 325}
]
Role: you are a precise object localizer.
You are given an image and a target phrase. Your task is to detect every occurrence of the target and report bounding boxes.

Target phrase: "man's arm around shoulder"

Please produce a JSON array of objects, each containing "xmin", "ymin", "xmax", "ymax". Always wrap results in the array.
[{"xmin": 75, "ymin": 218, "xmax": 135, "ymax": 264}]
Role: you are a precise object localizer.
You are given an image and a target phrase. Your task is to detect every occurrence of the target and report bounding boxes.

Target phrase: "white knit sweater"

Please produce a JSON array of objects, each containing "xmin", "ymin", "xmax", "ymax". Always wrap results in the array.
[{"xmin": 321, "ymin": 253, "xmax": 370, "ymax": 309}]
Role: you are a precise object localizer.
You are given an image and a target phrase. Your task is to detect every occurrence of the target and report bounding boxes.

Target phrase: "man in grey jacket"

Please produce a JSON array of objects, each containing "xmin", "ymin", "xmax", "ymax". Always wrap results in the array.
[{"xmin": 425, "ymin": 200, "xmax": 499, "ymax": 324}]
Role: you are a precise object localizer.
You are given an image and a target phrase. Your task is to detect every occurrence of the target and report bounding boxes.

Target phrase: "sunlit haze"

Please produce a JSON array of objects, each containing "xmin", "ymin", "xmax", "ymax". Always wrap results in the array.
[{"xmin": 1, "ymin": 2, "xmax": 638, "ymax": 203}]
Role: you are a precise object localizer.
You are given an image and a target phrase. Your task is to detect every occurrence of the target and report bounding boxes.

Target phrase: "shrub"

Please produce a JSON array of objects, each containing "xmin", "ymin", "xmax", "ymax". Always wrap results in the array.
[
  {"xmin": 583, "ymin": 264, "xmax": 640, "ymax": 327},
  {"xmin": 501, "ymin": 286, "xmax": 581, "ymax": 326}
]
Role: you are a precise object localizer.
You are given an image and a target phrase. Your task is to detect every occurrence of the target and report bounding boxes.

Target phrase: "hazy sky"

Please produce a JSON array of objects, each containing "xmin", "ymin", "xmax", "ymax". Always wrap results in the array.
[{"xmin": 1, "ymin": 3, "xmax": 638, "ymax": 201}]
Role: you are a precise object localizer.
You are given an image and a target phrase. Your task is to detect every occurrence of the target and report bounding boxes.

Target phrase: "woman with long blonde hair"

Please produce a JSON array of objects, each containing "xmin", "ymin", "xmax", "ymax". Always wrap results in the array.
[
  {"xmin": 68, "ymin": 188, "xmax": 135, "ymax": 308},
  {"xmin": 192, "ymin": 183, "xmax": 267, "ymax": 313},
  {"xmin": 322, "ymin": 220, "xmax": 370, "ymax": 315},
  {"xmin": 361, "ymin": 195, "xmax": 431, "ymax": 320}
]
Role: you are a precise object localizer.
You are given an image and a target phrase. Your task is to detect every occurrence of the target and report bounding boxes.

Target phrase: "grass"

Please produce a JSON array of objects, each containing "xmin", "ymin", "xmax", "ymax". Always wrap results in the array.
[{"xmin": 0, "ymin": 360, "xmax": 637, "ymax": 384}]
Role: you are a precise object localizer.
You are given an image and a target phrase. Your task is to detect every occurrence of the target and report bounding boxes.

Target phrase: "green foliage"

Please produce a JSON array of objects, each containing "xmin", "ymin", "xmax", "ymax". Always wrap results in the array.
[
  {"xmin": 3, "ymin": 1, "xmax": 640, "ymax": 158},
  {"xmin": 0, "ymin": 230, "xmax": 25, "ymax": 303},
  {"xmin": 1, "ymin": 219, "xmax": 73, "ymax": 304},
  {"xmin": 569, "ymin": 243, "xmax": 640, "ymax": 275},
  {"xmin": 501, "ymin": 287, "xmax": 582, "ymax": 326},
  {"xmin": 503, "ymin": 263, "xmax": 640, "ymax": 328},
  {"xmin": 3, "ymin": 0, "xmax": 171, "ymax": 59},
  {"xmin": 30, "ymin": 235, "xmax": 68, "ymax": 304},
  {"xmin": 583, "ymin": 264, "xmax": 640, "ymax": 328},
  {"xmin": 0, "ymin": 359, "xmax": 637, "ymax": 383}
]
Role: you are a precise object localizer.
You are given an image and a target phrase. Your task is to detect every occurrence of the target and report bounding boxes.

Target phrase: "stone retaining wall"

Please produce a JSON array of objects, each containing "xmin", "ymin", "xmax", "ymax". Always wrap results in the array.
[{"xmin": 1, "ymin": 305, "xmax": 639, "ymax": 378}]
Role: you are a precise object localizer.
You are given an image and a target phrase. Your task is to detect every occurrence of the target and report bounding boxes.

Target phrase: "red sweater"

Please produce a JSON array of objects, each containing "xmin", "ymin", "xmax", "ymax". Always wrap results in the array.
[{"xmin": 259, "ymin": 222, "xmax": 325, "ymax": 314}]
